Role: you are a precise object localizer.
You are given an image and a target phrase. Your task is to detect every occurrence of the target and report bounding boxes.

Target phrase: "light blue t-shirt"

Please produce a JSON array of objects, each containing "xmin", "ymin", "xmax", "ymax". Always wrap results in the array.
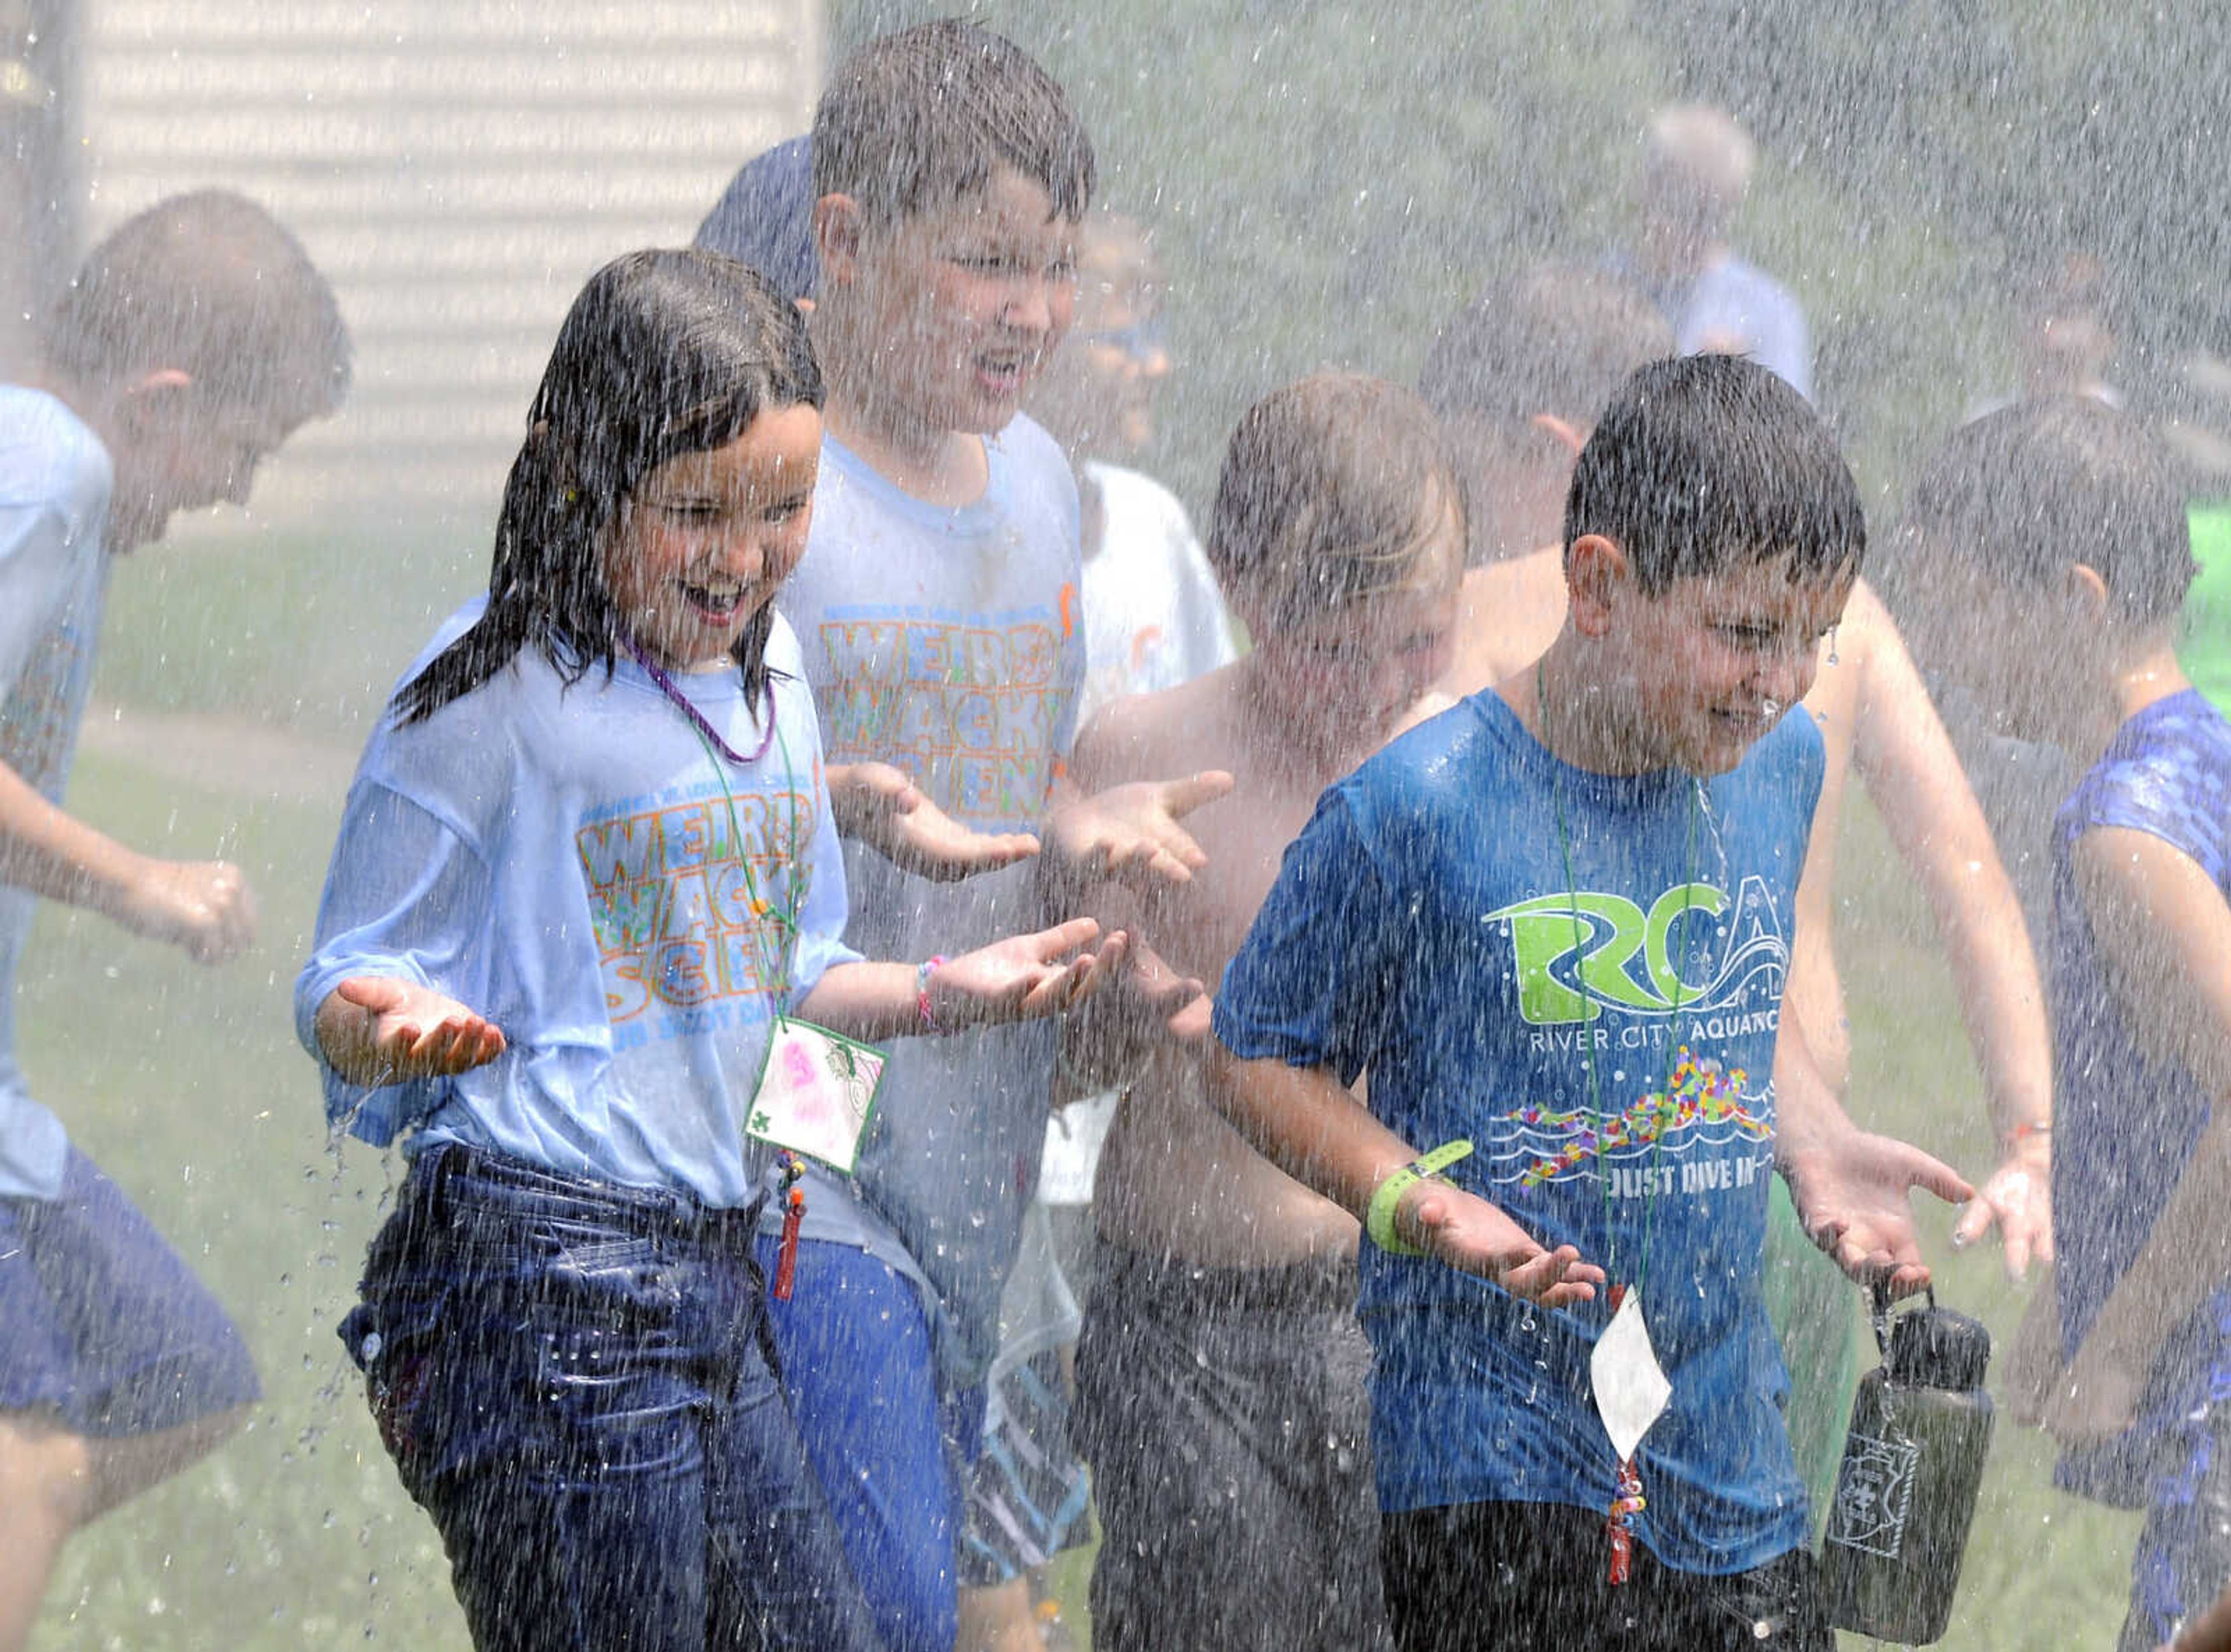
[
  {"xmin": 0, "ymin": 387, "xmax": 114, "ymax": 1202},
  {"xmin": 296, "ymin": 602, "xmax": 859, "ymax": 1209},
  {"xmin": 1214, "ymin": 692, "xmax": 1822, "ymax": 1575},
  {"xmin": 774, "ymin": 414, "xmax": 1084, "ymax": 1389},
  {"xmin": 1673, "ymin": 254, "xmax": 1814, "ymax": 403}
]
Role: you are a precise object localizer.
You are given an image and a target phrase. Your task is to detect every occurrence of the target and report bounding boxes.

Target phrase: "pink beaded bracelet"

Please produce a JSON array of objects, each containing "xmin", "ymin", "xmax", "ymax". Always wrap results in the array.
[{"xmin": 917, "ymin": 956, "xmax": 949, "ymax": 1035}]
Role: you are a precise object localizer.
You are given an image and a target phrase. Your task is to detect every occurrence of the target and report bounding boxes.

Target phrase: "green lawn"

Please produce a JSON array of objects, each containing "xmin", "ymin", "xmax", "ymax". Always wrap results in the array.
[{"xmin": 22, "ymin": 530, "xmax": 2140, "ymax": 1647}]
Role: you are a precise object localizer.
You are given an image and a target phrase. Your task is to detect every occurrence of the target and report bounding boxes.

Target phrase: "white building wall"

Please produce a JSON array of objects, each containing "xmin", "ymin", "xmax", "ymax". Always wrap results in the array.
[{"xmin": 76, "ymin": 1, "xmax": 822, "ymax": 520}]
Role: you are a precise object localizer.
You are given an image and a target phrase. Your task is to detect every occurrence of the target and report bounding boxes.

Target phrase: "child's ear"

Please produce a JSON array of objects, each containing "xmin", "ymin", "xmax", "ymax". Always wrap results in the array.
[
  {"xmin": 1565, "ymin": 533, "xmax": 1629, "ymax": 638},
  {"xmin": 2065, "ymin": 562, "xmax": 2111, "ymax": 616},
  {"xmin": 109, "ymin": 368, "xmax": 193, "ymax": 438},
  {"xmin": 813, "ymin": 195, "xmax": 865, "ymax": 287},
  {"xmin": 1532, "ymin": 412, "xmax": 1587, "ymax": 458}
]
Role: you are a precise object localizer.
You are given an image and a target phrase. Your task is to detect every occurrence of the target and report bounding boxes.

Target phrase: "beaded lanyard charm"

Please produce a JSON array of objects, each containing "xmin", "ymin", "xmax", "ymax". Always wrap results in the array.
[{"xmin": 1538, "ymin": 661, "xmax": 1698, "ymax": 1587}]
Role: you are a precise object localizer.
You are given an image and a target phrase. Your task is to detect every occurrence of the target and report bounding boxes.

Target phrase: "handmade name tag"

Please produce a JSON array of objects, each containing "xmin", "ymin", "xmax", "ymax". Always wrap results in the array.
[{"xmin": 747, "ymin": 1018, "xmax": 884, "ymax": 1173}]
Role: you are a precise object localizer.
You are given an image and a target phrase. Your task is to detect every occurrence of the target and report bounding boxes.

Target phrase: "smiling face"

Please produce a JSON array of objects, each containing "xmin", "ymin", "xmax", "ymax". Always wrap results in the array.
[
  {"xmin": 848, "ymin": 166, "xmax": 1079, "ymax": 436},
  {"xmin": 598, "ymin": 403, "xmax": 823, "ymax": 674},
  {"xmin": 1581, "ymin": 543, "xmax": 1853, "ymax": 775}
]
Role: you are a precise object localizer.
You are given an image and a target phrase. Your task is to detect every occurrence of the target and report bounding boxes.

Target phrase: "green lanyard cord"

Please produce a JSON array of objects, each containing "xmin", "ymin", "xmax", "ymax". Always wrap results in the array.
[
  {"xmin": 681, "ymin": 695, "xmax": 808, "ymax": 1016},
  {"xmin": 1536, "ymin": 661, "xmax": 1702, "ymax": 1298}
]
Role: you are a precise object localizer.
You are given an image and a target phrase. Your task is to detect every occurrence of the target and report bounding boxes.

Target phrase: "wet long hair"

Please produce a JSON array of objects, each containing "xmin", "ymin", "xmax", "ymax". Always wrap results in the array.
[{"xmin": 393, "ymin": 250, "xmax": 823, "ymax": 724}]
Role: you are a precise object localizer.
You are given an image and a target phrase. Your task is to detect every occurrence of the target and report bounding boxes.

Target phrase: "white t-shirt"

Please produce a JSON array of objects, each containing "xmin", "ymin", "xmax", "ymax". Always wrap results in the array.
[
  {"xmin": 0, "ymin": 388, "xmax": 114, "ymax": 1201},
  {"xmin": 774, "ymin": 415, "xmax": 1085, "ymax": 1388},
  {"xmin": 297, "ymin": 602, "xmax": 858, "ymax": 1209}
]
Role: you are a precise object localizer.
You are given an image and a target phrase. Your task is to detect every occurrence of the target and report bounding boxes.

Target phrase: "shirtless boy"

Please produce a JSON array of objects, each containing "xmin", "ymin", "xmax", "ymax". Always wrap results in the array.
[{"xmin": 1067, "ymin": 373, "xmax": 1465, "ymax": 1652}]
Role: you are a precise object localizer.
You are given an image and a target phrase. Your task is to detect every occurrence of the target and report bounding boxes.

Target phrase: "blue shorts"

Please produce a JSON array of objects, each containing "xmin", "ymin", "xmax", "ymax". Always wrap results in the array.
[
  {"xmin": 343, "ymin": 1145, "xmax": 882, "ymax": 1652},
  {"xmin": 0, "ymin": 1145, "xmax": 257, "ymax": 1435},
  {"xmin": 756, "ymin": 1233, "xmax": 978, "ymax": 1652}
]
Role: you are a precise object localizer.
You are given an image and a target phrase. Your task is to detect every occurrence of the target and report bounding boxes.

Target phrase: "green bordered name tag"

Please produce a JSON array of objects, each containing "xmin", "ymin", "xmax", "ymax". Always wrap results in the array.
[{"xmin": 745, "ymin": 1017, "xmax": 884, "ymax": 1174}]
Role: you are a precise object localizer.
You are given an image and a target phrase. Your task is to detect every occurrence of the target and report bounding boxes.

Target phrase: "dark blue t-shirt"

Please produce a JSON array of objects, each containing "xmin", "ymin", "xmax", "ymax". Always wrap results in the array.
[
  {"xmin": 1214, "ymin": 691, "xmax": 1823, "ymax": 1575},
  {"xmin": 2052, "ymin": 691, "xmax": 2231, "ymax": 1367}
]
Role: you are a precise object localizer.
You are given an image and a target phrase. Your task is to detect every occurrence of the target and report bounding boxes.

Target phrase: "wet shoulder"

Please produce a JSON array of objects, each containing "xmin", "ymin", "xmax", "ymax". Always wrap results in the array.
[
  {"xmin": 0, "ymin": 386, "xmax": 112, "ymax": 538},
  {"xmin": 1333, "ymin": 692, "xmax": 1520, "ymax": 843}
]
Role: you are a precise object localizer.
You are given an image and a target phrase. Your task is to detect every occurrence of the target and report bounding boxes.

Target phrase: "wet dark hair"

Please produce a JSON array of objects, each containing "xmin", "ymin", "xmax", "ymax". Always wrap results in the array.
[
  {"xmin": 1565, "ymin": 354, "xmax": 1864, "ymax": 593},
  {"xmin": 812, "ymin": 21, "xmax": 1094, "ymax": 227},
  {"xmin": 392, "ymin": 249, "xmax": 823, "ymax": 724},
  {"xmin": 1419, "ymin": 263, "xmax": 1672, "ymax": 434},
  {"xmin": 46, "ymin": 189, "xmax": 350, "ymax": 421},
  {"xmin": 1903, "ymin": 397, "xmax": 2193, "ymax": 624},
  {"xmin": 1206, "ymin": 373, "xmax": 1468, "ymax": 626}
]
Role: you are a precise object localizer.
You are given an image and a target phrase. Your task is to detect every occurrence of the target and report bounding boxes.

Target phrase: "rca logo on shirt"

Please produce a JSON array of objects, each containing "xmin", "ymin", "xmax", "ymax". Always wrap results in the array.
[{"xmin": 1486, "ymin": 875, "xmax": 1788, "ymax": 1026}]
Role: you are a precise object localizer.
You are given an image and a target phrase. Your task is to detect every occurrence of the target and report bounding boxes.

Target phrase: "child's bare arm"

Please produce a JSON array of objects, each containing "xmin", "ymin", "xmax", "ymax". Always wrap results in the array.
[
  {"xmin": 1847, "ymin": 585, "xmax": 2054, "ymax": 1273},
  {"xmin": 826, "ymin": 760, "xmax": 1042, "ymax": 881},
  {"xmin": 0, "ymin": 756, "xmax": 254, "ymax": 962},
  {"xmin": 1776, "ymin": 1011, "xmax": 1975, "ymax": 1298},
  {"xmin": 2044, "ymin": 827, "xmax": 2231, "ymax": 1441},
  {"xmin": 794, "ymin": 918, "xmax": 1122, "ymax": 1042},
  {"xmin": 1201, "ymin": 1042, "xmax": 1602, "ymax": 1305},
  {"xmin": 314, "ymin": 977, "xmax": 505, "ymax": 1086}
]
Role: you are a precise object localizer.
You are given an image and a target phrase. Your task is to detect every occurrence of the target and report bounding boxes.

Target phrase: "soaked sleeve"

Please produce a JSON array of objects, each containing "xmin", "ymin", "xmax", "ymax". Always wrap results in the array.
[
  {"xmin": 1213, "ymin": 787, "xmax": 1398, "ymax": 1084},
  {"xmin": 0, "ymin": 500, "xmax": 73, "ymax": 697},
  {"xmin": 294, "ymin": 778, "xmax": 495, "ymax": 1144},
  {"xmin": 2068, "ymin": 739, "xmax": 2231, "ymax": 886}
]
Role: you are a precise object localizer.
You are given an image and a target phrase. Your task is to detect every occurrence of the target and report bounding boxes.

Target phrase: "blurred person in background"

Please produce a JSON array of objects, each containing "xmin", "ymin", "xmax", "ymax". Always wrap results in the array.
[
  {"xmin": 695, "ymin": 135, "xmax": 818, "ymax": 309},
  {"xmin": 0, "ymin": 189, "xmax": 349, "ymax": 1652},
  {"xmin": 1620, "ymin": 103, "xmax": 1814, "ymax": 403},
  {"xmin": 1902, "ymin": 398, "xmax": 2231, "ymax": 1652}
]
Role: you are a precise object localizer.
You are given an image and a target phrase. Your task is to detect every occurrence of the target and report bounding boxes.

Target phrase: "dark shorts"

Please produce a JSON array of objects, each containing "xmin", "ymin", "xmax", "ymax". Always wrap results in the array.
[
  {"xmin": 1072, "ymin": 1242, "xmax": 1393, "ymax": 1652},
  {"xmin": 1380, "ymin": 1500, "xmax": 1832, "ymax": 1652},
  {"xmin": 343, "ymin": 1144, "xmax": 881, "ymax": 1652},
  {"xmin": 0, "ymin": 1145, "xmax": 258, "ymax": 1435}
]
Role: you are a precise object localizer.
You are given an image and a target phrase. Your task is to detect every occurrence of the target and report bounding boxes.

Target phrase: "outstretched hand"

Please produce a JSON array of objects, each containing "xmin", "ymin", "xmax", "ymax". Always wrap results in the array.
[
  {"xmin": 834, "ymin": 762, "xmax": 1041, "ymax": 882},
  {"xmin": 1952, "ymin": 1139, "xmax": 2054, "ymax": 1280},
  {"xmin": 324, "ymin": 976, "xmax": 506, "ymax": 1084},
  {"xmin": 1048, "ymin": 771, "xmax": 1235, "ymax": 890},
  {"xmin": 1784, "ymin": 1128, "xmax": 1975, "ymax": 1299},
  {"xmin": 1397, "ymin": 1180, "xmax": 1605, "ymax": 1308},
  {"xmin": 122, "ymin": 857, "xmax": 258, "ymax": 964},
  {"xmin": 930, "ymin": 918, "xmax": 1125, "ymax": 1027}
]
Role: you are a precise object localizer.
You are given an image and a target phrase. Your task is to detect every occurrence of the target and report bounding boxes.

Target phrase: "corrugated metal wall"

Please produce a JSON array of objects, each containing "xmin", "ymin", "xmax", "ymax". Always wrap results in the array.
[{"xmin": 75, "ymin": 1, "xmax": 821, "ymax": 520}]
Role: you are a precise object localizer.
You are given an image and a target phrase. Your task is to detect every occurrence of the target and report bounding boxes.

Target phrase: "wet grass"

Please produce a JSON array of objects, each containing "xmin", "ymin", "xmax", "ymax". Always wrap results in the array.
[{"xmin": 20, "ymin": 550, "xmax": 2138, "ymax": 1646}]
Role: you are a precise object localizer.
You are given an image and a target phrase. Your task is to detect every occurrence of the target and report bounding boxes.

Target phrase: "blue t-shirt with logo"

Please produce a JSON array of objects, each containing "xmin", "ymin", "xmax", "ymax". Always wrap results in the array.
[{"xmin": 1214, "ymin": 691, "xmax": 1821, "ymax": 1575}]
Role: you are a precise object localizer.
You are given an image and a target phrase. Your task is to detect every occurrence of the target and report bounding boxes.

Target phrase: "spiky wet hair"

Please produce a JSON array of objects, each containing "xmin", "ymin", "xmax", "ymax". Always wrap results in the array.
[{"xmin": 812, "ymin": 20, "xmax": 1094, "ymax": 227}]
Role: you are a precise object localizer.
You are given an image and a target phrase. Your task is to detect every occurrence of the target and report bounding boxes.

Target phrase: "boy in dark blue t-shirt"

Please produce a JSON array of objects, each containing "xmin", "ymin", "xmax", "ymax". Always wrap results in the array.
[
  {"xmin": 1899, "ymin": 397, "xmax": 2231, "ymax": 1652},
  {"xmin": 1210, "ymin": 355, "xmax": 1972, "ymax": 1652}
]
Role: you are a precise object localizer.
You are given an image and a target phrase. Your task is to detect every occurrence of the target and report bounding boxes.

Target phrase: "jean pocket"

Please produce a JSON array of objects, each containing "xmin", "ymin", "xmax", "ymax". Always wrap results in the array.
[{"xmin": 343, "ymin": 1279, "xmax": 451, "ymax": 1485}]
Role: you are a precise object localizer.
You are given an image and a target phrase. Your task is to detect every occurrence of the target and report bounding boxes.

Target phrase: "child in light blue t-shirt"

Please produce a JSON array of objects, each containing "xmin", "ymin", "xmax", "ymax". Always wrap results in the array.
[{"xmin": 299, "ymin": 249, "xmax": 1119, "ymax": 1652}]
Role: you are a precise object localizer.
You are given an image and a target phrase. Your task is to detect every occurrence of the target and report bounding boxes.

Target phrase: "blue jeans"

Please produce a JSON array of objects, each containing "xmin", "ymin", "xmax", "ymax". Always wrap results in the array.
[
  {"xmin": 756, "ymin": 1234, "xmax": 977, "ymax": 1652},
  {"xmin": 341, "ymin": 1145, "xmax": 884, "ymax": 1652}
]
